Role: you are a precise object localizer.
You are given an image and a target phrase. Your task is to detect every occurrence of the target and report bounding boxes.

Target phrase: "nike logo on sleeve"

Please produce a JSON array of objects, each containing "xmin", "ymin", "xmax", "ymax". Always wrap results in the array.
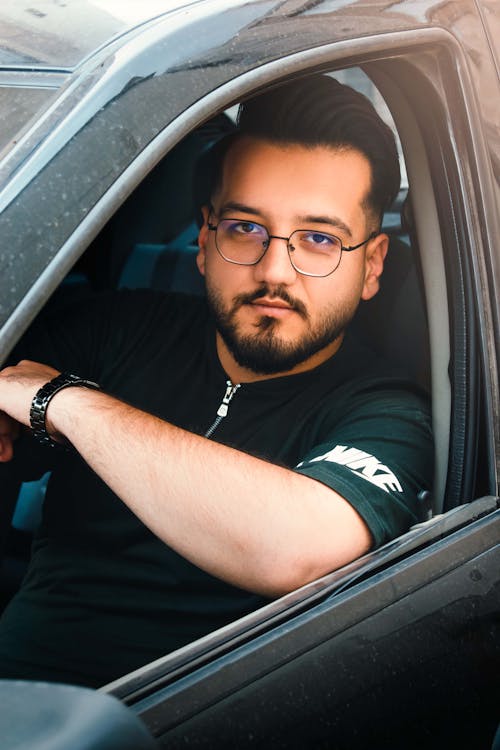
[{"xmin": 297, "ymin": 445, "xmax": 403, "ymax": 494}]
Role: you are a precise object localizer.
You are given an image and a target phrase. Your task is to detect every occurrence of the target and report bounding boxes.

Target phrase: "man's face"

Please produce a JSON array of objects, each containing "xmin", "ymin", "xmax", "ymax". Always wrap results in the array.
[{"xmin": 197, "ymin": 137, "xmax": 388, "ymax": 380}]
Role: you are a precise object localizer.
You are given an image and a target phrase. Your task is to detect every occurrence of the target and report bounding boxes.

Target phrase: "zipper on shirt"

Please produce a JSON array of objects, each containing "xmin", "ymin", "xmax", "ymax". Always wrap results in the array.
[{"xmin": 204, "ymin": 380, "xmax": 241, "ymax": 438}]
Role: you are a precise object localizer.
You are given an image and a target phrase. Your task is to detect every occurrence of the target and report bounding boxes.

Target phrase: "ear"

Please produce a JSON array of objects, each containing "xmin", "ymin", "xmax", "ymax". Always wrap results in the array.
[
  {"xmin": 361, "ymin": 233, "xmax": 389, "ymax": 301},
  {"xmin": 196, "ymin": 205, "xmax": 210, "ymax": 277}
]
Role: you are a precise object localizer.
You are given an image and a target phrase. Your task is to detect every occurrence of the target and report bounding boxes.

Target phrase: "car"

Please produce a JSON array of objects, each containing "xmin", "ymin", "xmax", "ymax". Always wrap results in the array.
[{"xmin": 0, "ymin": 0, "xmax": 499, "ymax": 748}]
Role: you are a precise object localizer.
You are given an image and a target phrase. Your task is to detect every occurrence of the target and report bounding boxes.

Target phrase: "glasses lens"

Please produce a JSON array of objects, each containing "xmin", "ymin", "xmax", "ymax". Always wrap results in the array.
[
  {"xmin": 289, "ymin": 230, "xmax": 342, "ymax": 276},
  {"xmin": 216, "ymin": 219, "xmax": 268, "ymax": 264}
]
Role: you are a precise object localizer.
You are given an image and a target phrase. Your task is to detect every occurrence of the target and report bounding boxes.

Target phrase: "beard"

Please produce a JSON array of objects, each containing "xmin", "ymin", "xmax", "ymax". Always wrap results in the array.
[{"xmin": 206, "ymin": 282, "xmax": 358, "ymax": 376}]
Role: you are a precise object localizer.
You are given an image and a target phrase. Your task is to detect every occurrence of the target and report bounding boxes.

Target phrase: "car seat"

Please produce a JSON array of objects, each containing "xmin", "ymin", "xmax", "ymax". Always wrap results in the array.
[
  {"xmin": 112, "ymin": 113, "xmax": 234, "ymax": 291},
  {"xmin": 350, "ymin": 207, "xmax": 430, "ymax": 390}
]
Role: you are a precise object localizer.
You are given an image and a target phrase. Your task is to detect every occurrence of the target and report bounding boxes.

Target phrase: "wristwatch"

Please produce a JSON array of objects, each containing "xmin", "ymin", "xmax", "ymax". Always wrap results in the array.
[{"xmin": 29, "ymin": 372, "xmax": 101, "ymax": 448}]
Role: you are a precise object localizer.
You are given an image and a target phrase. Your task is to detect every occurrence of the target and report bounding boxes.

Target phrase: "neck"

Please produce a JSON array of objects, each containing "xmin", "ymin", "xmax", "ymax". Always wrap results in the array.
[{"xmin": 215, "ymin": 332, "xmax": 344, "ymax": 384}]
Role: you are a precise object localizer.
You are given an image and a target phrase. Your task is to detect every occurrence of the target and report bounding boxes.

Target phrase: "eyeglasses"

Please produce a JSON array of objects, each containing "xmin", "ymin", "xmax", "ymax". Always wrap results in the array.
[{"xmin": 207, "ymin": 217, "xmax": 377, "ymax": 278}]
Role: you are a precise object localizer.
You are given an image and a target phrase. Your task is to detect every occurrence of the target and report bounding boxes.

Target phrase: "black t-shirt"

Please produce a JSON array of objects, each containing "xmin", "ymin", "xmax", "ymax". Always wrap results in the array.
[{"xmin": 0, "ymin": 290, "xmax": 433, "ymax": 687}]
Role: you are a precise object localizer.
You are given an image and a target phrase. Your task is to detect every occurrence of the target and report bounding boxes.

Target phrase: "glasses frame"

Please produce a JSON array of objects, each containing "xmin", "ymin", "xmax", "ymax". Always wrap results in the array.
[{"xmin": 207, "ymin": 216, "xmax": 378, "ymax": 278}]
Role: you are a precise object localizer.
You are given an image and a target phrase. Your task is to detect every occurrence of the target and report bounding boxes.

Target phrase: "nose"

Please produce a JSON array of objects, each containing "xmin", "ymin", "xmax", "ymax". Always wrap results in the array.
[{"xmin": 253, "ymin": 235, "xmax": 297, "ymax": 286}]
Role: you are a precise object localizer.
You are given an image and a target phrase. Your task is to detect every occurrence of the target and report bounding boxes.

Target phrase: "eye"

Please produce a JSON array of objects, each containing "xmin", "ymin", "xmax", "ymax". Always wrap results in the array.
[
  {"xmin": 225, "ymin": 220, "xmax": 264, "ymax": 236},
  {"xmin": 300, "ymin": 231, "xmax": 337, "ymax": 249}
]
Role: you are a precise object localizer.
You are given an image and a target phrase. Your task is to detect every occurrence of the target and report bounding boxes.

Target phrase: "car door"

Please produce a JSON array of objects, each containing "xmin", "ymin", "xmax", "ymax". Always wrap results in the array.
[{"xmin": 98, "ymin": 5, "xmax": 498, "ymax": 750}]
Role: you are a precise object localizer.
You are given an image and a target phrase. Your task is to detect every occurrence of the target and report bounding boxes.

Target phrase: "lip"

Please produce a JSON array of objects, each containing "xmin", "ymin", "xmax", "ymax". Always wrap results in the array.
[{"xmin": 248, "ymin": 298, "xmax": 295, "ymax": 317}]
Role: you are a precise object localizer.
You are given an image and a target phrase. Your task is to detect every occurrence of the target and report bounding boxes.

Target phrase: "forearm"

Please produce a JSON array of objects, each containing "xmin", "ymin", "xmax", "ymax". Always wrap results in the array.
[
  {"xmin": 0, "ymin": 361, "xmax": 371, "ymax": 596},
  {"xmin": 47, "ymin": 387, "xmax": 371, "ymax": 596}
]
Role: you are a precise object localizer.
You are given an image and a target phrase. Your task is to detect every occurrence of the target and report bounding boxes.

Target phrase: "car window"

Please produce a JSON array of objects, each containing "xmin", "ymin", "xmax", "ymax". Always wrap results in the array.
[
  {"xmin": 0, "ymin": 0, "xmax": 169, "ymax": 68},
  {"xmin": 0, "ymin": 85, "xmax": 59, "ymax": 158},
  {"xmin": 0, "ymin": 62, "xmax": 434, "ymax": 685}
]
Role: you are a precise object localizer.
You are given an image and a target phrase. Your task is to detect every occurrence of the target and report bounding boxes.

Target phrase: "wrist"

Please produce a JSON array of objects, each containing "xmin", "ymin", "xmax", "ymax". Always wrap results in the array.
[{"xmin": 30, "ymin": 373, "xmax": 101, "ymax": 448}]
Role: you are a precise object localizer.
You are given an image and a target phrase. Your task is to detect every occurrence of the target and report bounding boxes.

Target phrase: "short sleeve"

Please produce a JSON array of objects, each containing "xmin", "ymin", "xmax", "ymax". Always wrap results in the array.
[{"xmin": 294, "ymin": 382, "xmax": 434, "ymax": 547}]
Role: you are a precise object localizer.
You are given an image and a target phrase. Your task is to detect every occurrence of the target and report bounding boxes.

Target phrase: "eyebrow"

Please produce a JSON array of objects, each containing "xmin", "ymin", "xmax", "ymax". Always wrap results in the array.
[
  {"xmin": 298, "ymin": 214, "xmax": 353, "ymax": 239},
  {"xmin": 217, "ymin": 201, "xmax": 261, "ymax": 217},
  {"xmin": 216, "ymin": 202, "xmax": 353, "ymax": 239}
]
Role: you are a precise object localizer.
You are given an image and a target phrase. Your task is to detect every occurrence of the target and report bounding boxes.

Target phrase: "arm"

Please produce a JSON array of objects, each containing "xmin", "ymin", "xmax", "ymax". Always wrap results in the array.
[{"xmin": 0, "ymin": 361, "xmax": 371, "ymax": 597}]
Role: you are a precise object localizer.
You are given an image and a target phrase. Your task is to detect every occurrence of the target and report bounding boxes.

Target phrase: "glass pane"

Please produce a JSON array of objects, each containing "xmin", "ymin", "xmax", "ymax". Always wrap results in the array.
[
  {"xmin": 0, "ymin": 0, "xmax": 182, "ymax": 68},
  {"xmin": 0, "ymin": 86, "xmax": 57, "ymax": 156}
]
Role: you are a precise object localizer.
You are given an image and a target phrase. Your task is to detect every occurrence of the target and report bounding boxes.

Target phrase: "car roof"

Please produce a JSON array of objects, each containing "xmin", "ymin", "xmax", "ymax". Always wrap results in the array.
[{"xmin": 0, "ymin": 0, "xmax": 195, "ymax": 70}]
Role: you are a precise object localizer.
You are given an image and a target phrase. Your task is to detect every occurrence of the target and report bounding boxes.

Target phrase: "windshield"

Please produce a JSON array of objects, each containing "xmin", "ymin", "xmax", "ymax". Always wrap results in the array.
[{"xmin": 0, "ymin": 0, "xmax": 185, "ymax": 69}]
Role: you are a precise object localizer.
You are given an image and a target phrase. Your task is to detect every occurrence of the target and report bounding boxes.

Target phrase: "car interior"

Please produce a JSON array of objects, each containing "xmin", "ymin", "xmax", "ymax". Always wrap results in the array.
[{"xmin": 0, "ymin": 62, "xmax": 475, "ymax": 633}]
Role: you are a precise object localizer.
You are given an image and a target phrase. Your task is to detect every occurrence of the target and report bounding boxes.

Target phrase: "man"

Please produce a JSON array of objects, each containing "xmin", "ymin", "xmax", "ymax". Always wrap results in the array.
[{"xmin": 0, "ymin": 75, "xmax": 433, "ymax": 687}]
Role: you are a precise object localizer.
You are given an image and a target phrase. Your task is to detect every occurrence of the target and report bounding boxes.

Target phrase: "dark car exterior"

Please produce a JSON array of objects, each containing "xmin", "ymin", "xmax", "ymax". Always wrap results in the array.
[{"xmin": 0, "ymin": 1, "xmax": 499, "ymax": 748}]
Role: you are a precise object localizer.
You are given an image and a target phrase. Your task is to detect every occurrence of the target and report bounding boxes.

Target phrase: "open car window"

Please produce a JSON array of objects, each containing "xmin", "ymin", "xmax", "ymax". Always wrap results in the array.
[{"xmin": 0, "ymin": 61, "xmax": 444, "ymax": 682}]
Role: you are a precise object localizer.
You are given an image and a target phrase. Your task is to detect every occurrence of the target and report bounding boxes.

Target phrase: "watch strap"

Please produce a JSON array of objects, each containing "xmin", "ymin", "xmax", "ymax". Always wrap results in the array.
[{"xmin": 30, "ymin": 372, "xmax": 101, "ymax": 448}]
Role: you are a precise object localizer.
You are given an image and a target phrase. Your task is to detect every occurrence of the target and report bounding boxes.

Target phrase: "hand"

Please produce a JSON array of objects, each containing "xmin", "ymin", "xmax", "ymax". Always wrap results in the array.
[
  {"xmin": 0, "ymin": 410, "xmax": 20, "ymax": 462},
  {"xmin": 0, "ymin": 360, "xmax": 60, "ymax": 433}
]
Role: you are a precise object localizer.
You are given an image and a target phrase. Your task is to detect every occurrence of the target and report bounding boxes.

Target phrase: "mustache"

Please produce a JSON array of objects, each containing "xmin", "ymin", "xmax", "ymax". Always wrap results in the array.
[{"xmin": 231, "ymin": 285, "xmax": 308, "ymax": 320}]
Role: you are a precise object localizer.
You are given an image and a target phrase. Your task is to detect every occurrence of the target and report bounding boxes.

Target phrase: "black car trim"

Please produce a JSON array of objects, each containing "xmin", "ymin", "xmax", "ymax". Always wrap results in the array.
[
  {"xmin": 128, "ymin": 508, "xmax": 500, "ymax": 738},
  {"xmin": 104, "ymin": 496, "xmax": 499, "ymax": 704}
]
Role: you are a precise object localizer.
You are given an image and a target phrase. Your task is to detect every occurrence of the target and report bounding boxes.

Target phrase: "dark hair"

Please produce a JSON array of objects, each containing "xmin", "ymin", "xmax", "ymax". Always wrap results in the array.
[{"xmin": 205, "ymin": 74, "xmax": 400, "ymax": 224}]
